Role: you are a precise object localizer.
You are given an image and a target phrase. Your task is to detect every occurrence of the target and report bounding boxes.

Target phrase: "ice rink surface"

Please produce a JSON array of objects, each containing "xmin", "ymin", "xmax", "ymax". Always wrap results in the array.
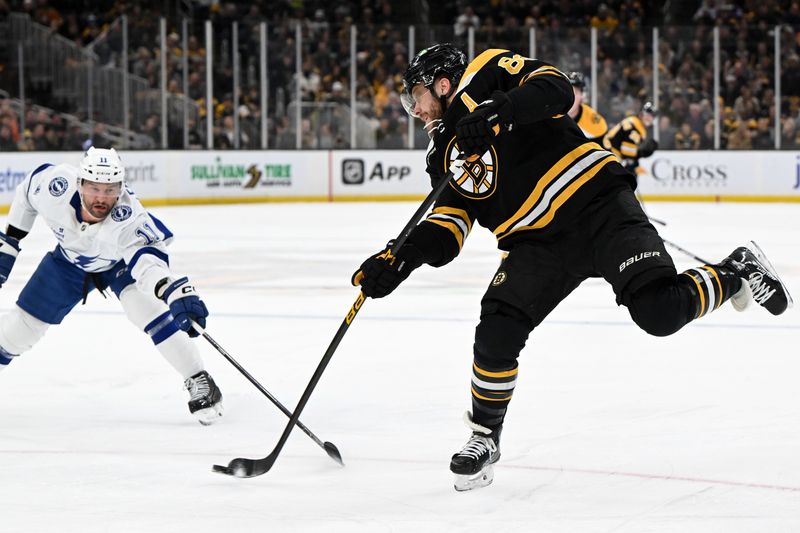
[{"xmin": 1, "ymin": 199, "xmax": 798, "ymax": 533}]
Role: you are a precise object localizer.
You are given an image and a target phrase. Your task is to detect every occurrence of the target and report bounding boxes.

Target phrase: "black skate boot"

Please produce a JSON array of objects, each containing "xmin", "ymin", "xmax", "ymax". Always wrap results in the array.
[
  {"xmin": 184, "ymin": 370, "xmax": 223, "ymax": 425},
  {"xmin": 722, "ymin": 241, "xmax": 793, "ymax": 315},
  {"xmin": 450, "ymin": 412, "xmax": 501, "ymax": 492}
]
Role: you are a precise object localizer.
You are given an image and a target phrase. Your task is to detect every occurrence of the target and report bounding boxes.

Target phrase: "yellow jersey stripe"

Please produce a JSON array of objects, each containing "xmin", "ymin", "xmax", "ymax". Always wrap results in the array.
[
  {"xmin": 456, "ymin": 49, "xmax": 508, "ymax": 93},
  {"xmin": 528, "ymin": 69, "xmax": 566, "ymax": 80},
  {"xmin": 493, "ymin": 143, "xmax": 604, "ymax": 236},
  {"xmin": 426, "ymin": 219, "xmax": 465, "ymax": 249},
  {"xmin": 629, "ymin": 116, "xmax": 646, "ymax": 138},
  {"xmin": 433, "ymin": 206, "xmax": 473, "ymax": 232},
  {"xmin": 510, "ymin": 155, "xmax": 615, "ymax": 234},
  {"xmin": 473, "ymin": 363, "xmax": 518, "ymax": 378},
  {"xmin": 471, "ymin": 387, "xmax": 513, "ymax": 402},
  {"xmin": 518, "ymin": 65, "xmax": 566, "ymax": 85},
  {"xmin": 621, "ymin": 142, "xmax": 638, "ymax": 156}
]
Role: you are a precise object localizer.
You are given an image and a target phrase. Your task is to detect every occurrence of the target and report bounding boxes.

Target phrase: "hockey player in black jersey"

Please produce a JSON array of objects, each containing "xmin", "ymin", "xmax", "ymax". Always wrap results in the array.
[
  {"xmin": 603, "ymin": 101, "xmax": 659, "ymax": 179},
  {"xmin": 352, "ymin": 44, "xmax": 793, "ymax": 492},
  {"xmin": 567, "ymin": 72, "xmax": 608, "ymax": 143}
]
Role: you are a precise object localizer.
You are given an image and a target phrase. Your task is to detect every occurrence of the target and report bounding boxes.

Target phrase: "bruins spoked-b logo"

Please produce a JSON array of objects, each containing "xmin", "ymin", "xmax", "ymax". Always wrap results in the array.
[
  {"xmin": 491, "ymin": 270, "xmax": 507, "ymax": 286},
  {"xmin": 445, "ymin": 138, "xmax": 498, "ymax": 200}
]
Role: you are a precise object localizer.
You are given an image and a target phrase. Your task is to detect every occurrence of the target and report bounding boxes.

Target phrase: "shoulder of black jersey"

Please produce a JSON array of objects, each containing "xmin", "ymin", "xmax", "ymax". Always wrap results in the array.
[
  {"xmin": 455, "ymin": 48, "xmax": 510, "ymax": 94},
  {"xmin": 628, "ymin": 115, "xmax": 647, "ymax": 137}
]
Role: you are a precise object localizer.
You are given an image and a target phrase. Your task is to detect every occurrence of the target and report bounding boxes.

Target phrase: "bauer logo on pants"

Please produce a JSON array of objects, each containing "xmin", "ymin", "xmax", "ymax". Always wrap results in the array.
[{"xmin": 619, "ymin": 251, "xmax": 661, "ymax": 272}]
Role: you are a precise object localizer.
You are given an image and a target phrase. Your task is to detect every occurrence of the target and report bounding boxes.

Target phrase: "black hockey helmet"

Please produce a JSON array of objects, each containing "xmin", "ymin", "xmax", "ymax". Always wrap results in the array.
[
  {"xmin": 641, "ymin": 101, "xmax": 659, "ymax": 117},
  {"xmin": 568, "ymin": 71, "xmax": 586, "ymax": 89},
  {"xmin": 401, "ymin": 43, "xmax": 467, "ymax": 117}
]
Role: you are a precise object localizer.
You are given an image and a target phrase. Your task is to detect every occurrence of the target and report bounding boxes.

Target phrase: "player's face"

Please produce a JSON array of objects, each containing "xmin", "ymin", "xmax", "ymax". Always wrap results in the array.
[
  {"xmin": 568, "ymin": 87, "xmax": 583, "ymax": 118},
  {"xmin": 572, "ymin": 86, "xmax": 583, "ymax": 104},
  {"xmin": 81, "ymin": 180, "xmax": 121, "ymax": 219},
  {"xmin": 410, "ymin": 84, "xmax": 444, "ymax": 126},
  {"xmin": 642, "ymin": 113, "xmax": 655, "ymax": 127}
]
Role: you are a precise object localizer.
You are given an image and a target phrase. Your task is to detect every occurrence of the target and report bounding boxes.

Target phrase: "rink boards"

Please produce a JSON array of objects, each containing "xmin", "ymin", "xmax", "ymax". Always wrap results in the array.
[{"xmin": 1, "ymin": 149, "xmax": 799, "ymax": 208}]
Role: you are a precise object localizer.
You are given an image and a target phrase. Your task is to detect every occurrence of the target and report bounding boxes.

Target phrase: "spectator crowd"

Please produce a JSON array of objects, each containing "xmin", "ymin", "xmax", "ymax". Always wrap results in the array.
[{"xmin": 0, "ymin": 0, "xmax": 799, "ymax": 151}]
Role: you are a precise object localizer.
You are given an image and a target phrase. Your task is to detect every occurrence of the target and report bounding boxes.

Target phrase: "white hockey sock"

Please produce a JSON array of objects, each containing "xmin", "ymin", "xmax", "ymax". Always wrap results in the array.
[
  {"xmin": 0, "ymin": 306, "xmax": 50, "ymax": 365},
  {"xmin": 120, "ymin": 286, "xmax": 204, "ymax": 380},
  {"xmin": 155, "ymin": 333, "xmax": 204, "ymax": 379}
]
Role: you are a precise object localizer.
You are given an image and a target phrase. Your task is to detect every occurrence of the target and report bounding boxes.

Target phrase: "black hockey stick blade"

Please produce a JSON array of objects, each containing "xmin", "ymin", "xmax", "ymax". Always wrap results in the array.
[
  {"xmin": 192, "ymin": 321, "xmax": 344, "ymax": 467},
  {"xmin": 212, "ymin": 155, "xmax": 469, "ymax": 479},
  {"xmin": 212, "ymin": 441, "xmax": 341, "ymax": 476},
  {"xmin": 212, "ymin": 452, "xmax": 278, "ymax": 478},
  {"xmin": 323, "ymin": 441, "xmax": 344, "ymax": 466}
]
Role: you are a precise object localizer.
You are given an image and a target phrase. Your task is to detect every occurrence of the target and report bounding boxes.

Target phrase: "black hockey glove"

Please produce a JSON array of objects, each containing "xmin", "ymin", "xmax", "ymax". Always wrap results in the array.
[
  {"xmin": 0, "ymin": 231, "xmax": 20, "ymax": 287},
  {"xmin": 351, "ymin": 241, "xmax": 424, "ymax": 298},
  {"xmin": 621, "ymin": 158, "xmax": 639, "ymax": 171},
  {"xmin": 156, "ymin": 277, "xmax": 209, "ymax": 337},
  {"xmin": 454, "ymin": 90, "xmax": 514, "ymax": 157},
  {"xmin": 638, "ymin": 138, "xmax": 658, "ymax": 158}
]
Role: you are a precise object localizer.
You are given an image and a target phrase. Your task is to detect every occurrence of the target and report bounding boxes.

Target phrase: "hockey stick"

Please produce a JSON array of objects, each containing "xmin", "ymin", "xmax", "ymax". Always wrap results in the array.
[
  {"xmin": 645, "ymin": 214, "xmax": 710, "ymax": 263},
  {"xmin": 191, "ymin": 321, "xmax": 343, "ymax": 466},
  {"xmin": 661, "ymin": 237, "xmax": 711, "ymax": 265},
  {"xmin": 212, "ymin": 155, "xmax": 469, "ymax": 478}
]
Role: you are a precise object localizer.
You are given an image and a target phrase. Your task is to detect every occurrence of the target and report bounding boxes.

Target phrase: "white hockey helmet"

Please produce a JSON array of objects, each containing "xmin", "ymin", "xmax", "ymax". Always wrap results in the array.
[{"xmin": 79, "ymin": 147, "xmax": 125, "ymax": 185}]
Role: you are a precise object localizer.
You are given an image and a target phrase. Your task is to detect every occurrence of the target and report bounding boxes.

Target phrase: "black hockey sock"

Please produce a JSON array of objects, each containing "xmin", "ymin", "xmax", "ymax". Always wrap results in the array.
[
  {"xmin": 470, "ymin": 360, "xmax": 517, "ymax": 429},
  {"xmin": 679, "ymin": 265, "xmax": 742, "ymax": 320}
]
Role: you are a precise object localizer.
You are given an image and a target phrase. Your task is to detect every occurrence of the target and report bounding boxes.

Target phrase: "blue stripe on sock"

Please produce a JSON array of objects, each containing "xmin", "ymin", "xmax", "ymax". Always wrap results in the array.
[
  {"xmin": 151, "ymin": 320, "xmax": 180, "ymax": 345},
  {"xmin": 0, "ymin": 350, "xmax": 14, "ymax": 365},
  {"xmin": 145, "ymin": 311, "xmax": 180, "ymax": 345},
  {"xmin": 144, "ymin": 311, "xmax": 172, "ymax": 333}
]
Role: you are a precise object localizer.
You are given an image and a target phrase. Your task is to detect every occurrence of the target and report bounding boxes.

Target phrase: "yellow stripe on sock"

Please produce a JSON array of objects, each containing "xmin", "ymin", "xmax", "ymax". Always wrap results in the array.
[
  {"xmin": 471, "ymin": 387, "xmax": 513, "ymax": 402},
  {"xmin": 473, "ymin": 363, "xmax": 518, "ymax": 379}
]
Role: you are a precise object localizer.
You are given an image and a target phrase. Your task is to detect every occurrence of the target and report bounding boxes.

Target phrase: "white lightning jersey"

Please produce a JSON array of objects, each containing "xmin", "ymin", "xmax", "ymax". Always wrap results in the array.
[{"xmin": 7, "ymin": 162, "xmax": 174, "ymax": 296}]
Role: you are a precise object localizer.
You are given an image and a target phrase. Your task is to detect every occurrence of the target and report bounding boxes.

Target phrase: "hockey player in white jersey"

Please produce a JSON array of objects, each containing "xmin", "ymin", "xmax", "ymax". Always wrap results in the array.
[{"xmin": 0, "ymin": 147, "xmax": 223, "ymax": 425}]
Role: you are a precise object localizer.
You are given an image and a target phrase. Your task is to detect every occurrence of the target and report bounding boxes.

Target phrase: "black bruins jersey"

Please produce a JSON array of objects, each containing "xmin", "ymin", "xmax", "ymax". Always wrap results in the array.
[
  {"xmin": 573, "ymin": 103, "xmax": 608, "ymax": 143},
  {"xmin": 409, "ymin": 49, "xmax": 629, "ymax": 266},
  {"xmin": 603, "ymin": 115, "xmax": 647, "ymax": 166}
]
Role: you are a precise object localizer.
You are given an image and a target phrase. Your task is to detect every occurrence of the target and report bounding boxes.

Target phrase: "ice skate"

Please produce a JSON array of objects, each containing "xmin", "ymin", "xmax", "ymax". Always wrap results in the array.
[
  {"xmin": 722, "ymin": 241, "xmax": 793, "ymax": 315},
  {"xmin": 450, "ymin": 412, "xmax": 501, "ymax": 492},
  {"xmin": 184, "ymin": 370, "xmax": 223, "ymax": 425}
]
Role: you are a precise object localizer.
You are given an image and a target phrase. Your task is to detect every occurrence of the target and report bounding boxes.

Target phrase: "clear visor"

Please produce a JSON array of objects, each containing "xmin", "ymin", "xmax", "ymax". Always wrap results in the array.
[
  {"xmin": 80, "ymin": 180, "xmax": 122, "ymax": 198},
  {"xmin": 400, "ymin": 89, "xmax": 419, "ymax": 118}
]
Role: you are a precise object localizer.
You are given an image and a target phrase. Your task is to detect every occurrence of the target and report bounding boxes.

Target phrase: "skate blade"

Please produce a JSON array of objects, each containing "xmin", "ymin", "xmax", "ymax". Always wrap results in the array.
[
  {"xmin": 747, "ymin": 240, "xmax": 794, "ymax": 311},
  {"xmin": 453, "ymin": 464, "xmax": 495, "ymax": 492},
  {"xmin": 194, "ymin": 402, "xmax": 224, "ymax": 426}
]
